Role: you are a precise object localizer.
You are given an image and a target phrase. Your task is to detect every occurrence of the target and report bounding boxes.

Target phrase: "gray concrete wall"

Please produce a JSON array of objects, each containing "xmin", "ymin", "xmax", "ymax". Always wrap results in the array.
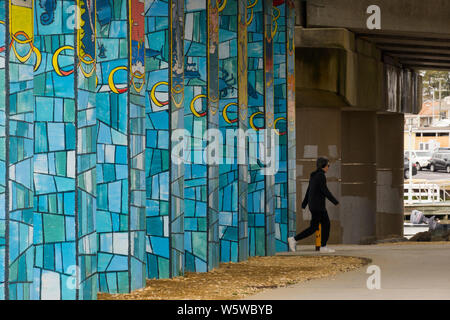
[
  {"xmin": 296, "ymin": 107, "xmax": 342, "ymax": 245},
  {"xmin": 294, "ymin": 27, "xmax": 419, "ymax": 244},
  {"xmin": 376, "ymin": 114, "xmax": 405, "ymax": 239},
  {"xmin": 341, "ymin": 111, "xmax": 377, "ymax": 244}
]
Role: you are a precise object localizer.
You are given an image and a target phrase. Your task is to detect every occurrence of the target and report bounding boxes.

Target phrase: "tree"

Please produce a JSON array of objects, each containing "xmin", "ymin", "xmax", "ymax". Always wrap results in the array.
[{"xmin": 421, "ymin": 70, "xmax": 450, "ymax": 101}]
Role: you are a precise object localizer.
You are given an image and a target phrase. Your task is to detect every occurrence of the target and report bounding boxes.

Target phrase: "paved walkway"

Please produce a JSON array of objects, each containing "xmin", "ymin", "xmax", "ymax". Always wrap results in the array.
[{"xmin": 244, "ymin": 243, "xmax": 450, "ymax": 300}]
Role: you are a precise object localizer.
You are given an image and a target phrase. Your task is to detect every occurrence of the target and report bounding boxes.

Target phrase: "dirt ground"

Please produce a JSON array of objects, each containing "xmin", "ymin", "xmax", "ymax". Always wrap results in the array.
[{"xmin": 98, "ymin": 255, "xmax": 369, "ymax": 300}]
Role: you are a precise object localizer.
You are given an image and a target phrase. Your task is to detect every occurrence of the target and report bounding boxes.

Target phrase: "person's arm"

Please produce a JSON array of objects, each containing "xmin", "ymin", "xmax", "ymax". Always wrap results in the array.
[
  {"xmin": 319, "ymin": 174, "xmax": 339, "ymax": 205},
  {"xmin": 302, "ymin": 186, "xmax": 310, "ymax": 209}
]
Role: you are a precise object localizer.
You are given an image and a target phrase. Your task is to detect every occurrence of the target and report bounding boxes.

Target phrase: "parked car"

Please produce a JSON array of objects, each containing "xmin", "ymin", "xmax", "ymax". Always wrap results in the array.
[
  {"xmin": 429, "ymin": 150, "xmax": 450, "ymax": 173},
  {"xmin": 404, "ymin": 150, "xmax": 433, "ymax": 171},
  {"xmin": 404, "ymin": 157, "xmax": 418, "ymax": 179}
]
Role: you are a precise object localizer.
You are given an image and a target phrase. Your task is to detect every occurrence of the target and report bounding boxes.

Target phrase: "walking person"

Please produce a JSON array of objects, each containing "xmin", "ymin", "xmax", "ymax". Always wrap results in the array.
[{"xmin": 288, "ymin": 157, "xmax": 339, "ymax": 253}]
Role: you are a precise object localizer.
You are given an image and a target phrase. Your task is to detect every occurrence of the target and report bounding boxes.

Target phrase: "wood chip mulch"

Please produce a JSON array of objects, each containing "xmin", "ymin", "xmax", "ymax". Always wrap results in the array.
[{"xmin": 98, "ymin": 255, "xmax": 369, "ymax": 300}]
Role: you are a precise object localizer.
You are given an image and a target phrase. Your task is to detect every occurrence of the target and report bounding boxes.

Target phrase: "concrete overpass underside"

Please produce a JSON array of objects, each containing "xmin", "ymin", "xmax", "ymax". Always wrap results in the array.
[
  {"xmin": 293, "ymin": 0, "xmax": 450, "ymax": 244},
  {"xmin": 303, "ymin": 0, "xmax": 450, "ymax": 71}
]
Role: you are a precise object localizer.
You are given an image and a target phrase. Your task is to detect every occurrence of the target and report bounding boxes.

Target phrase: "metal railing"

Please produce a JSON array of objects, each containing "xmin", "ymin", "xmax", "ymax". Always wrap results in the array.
[{"xmin": 404, "ymin": 183, "xmax": 441, "ymax": 204}]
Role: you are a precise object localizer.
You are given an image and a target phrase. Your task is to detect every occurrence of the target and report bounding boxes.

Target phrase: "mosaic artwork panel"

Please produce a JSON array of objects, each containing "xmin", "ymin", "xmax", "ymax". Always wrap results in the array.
[
  {"xmin": 218, "ymin": 0, "xmax": 238, "ymax": 263},
  {"xmin": 286, "ymin": 0, "xmax": 296, "ymax": 241},
  {"xmin": 273, "ymin": 0, "xmax": 288, "ymax": 252},
  {"xmin": 247, "ymin": 0, "xmax": 267, "ymax": 257},
  {"xmin": 206, "ymin": 0, "xmax": 220, "ymax": 272},
  {"xmin": 184, "ymin": 0, "xmax": 219, "ymax": 273},
  {"xmin": 218, "ymin": 0, "xmax": 248, "ymax": 263},
  {"xmin": 32, "ymin": 0, "xmax": 98, "ymax": 300},
  {"xmin": 76, "ymin": 0, "xmax": 98, "ymax": 299},
  {"xmin": 5, "ymin": 0, "xmax": 35, "ymax": 300},
  {"xmin": 145, "ymin": 0, "xmax": 171, "ymax": 280},
  {"xmin": 95, "ymin": 0, "xmax": 130, "ymax": 294},
  {"xmin": 145, "ymin": 0, "xmax": 185, "ymax": 280},
  {"xmin": 0, "ymin": 0, "xmax": 295, "ymax": 300},
  {"xmin": 33, "ymin": 0, "xmax": 75, "ymax": 300},
  {"xmin": 96, "ymin": 0, "xmax": 146, "ymax": 294},
  {"xmin": 263, "ymin": 0, "xmax": 275, "ymax": 257},
  {"xmin": 236, "ymin": 0, "xmax": 249, "ymax": 263},
  {"xmin": 0, "ymin": 0, "xmax": 7, "ymax": 300},
  {"xmin": 168, "ymin": 0, "xmax": 185, "ymax": 279},
  {"xmin": 128, "ymin": 0, "xmax": 147, "ymax": 293},
  {"xmin": 246, "ymin": 0, "xmax": 276, "ymax": 257}
]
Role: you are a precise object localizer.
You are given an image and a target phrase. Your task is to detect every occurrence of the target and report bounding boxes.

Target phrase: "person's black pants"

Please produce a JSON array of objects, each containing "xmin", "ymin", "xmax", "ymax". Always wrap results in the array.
[{"xmin": 294, "ymin": 210, "xmax": 330, "ymax": 247}]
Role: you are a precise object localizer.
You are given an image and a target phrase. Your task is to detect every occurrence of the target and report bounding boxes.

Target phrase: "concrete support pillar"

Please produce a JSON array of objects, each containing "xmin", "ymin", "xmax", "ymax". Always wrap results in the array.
[
  {"xmin": 218, "ymin": 0, "xmax": 248, "ymax": 263},
  {"xmin": 184, "ymin": 0, "xmax": 220, "ymax": 273},
  {"xmin": 296, "ymin": 107, "xmax": 342, "ymax": 245},
  {"xmin": 2, "ymin": 0, "xmax": 35, "ymax": 300},
  {"xmin": 33, "ymin": 0, "xmax": 98, "ymax": 300},
  {"xmin": 376, "ymin": 114, "xmax": 404, "ymax": 239},
  {"xmin": 247, "ymin": 0, "xmax": 276, "ymax": 257},
  {"xmin": 96, "ymin": 0, "xmax": 146, "ymax": 294},
  {"xmin": 145, "ymin": 0, "xmax": 185, "ymax": 279},
  {"xmin": 286, "ymin": 0, "xmax": 297, "ymax": 248},
  {"xmin": 341, "ymin": 111, "xmax": 377, "ymax": 244}
]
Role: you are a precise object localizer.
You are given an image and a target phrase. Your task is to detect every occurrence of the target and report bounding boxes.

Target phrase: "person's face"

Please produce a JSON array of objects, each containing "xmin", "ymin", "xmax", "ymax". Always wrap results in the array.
[{"xmin": 322, "ymin": 163, "xmax": 330, "ymax": 173}]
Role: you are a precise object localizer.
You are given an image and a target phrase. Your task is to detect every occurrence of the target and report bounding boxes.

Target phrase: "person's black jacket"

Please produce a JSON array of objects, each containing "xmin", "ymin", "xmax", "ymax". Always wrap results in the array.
[{"xmin": 302, "ymin": 169, "xmax": 339, "ymax": 212}]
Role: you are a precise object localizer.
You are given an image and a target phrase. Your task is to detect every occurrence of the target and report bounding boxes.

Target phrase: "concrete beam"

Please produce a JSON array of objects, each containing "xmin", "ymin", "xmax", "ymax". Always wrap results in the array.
[
  {"xmin": 295, "ymin": 28, "xmax": 381, "ymax": 110},
  {"xmin": 388, "ymin": 53, "xmax": 450, "ymax": 62},
  {"xmin": 402, "ymin": 60, "xmax": 450, "ymax": 70},
  {"xmin": 306, "ymin": 0, "xmax": 450, "ymax": 37},
  {"xmin": 378, "ymin": 45, "xmax": 450, "ymax": 56},
  {"xmin": 295, "ymin": 28, "xmax": 423, "ymax": 114},
  {"xmin": 403, "ymin": 65, "xmax": 450, "ymax": 71},
  {"xmin": 358, "ymin": 34, "xmax": 450, "ymax": 49},
  {"xmin": 303, "ymin": 1, "xmax": 450, "ymax": 70}
]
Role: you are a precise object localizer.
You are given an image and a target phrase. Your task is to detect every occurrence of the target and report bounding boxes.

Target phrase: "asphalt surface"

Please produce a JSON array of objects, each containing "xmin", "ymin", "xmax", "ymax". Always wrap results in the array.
[
  {"xmin": 413, "ymin": 170, "xmax": 450, "ymax": 181},
  {"xmin": 243, "ymin": 243, "xmax": 450, "ymax": 300}
]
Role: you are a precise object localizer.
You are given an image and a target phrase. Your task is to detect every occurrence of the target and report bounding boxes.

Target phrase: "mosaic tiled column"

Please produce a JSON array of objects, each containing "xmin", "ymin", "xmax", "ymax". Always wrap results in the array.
[
  {"xmin": 75, "ymin": 0, "xmax": 98, "ymax": 299},
  {"xmin": 184, "ymin": 0, "xmax": 220, "ymax": 272},
  {"xmin": 247, "ymin": 0, "xmax": 275, "ymax": 257},
  {"xmin": 145, "ymin": 0, "xmax": 185, "ymax": 279},
  {"xmin": 218, "ymin": 0, "xmax": 248, "ymax": 263},
  {"xmin": 272, "ymin": 0, "xmax": 291, "ymax": 252},
  {"xmin": 0, "ymin": 2, "xmax": 6, "ymax": 298},
  {"xmin": 236, "ymin": 0, "xmax": 249, "ymax": 263},
  {"xmin": 32, "ymin": 0, "xmax": 97, "ymax": 300},
  {"xmin": 128, "ymin": 0, "xmax": 147, "ymax": 292},
  {"xmin": 286, "ymin": 0, "xmax": 296, "ymax": 247},
  {"xmin": 96, "ymin": 0, "xmax": 146, "ymax": 294},
  {"xmin": 272, "ymin": 0, "xmax": 286, "ymax": 252},
  {"xmin": 264, "ymin": 0, "xmax": 275, "ymax": 257},
  {"xmin": 0, "ymin": 0, "xmax": 35, "ymax": 300}
]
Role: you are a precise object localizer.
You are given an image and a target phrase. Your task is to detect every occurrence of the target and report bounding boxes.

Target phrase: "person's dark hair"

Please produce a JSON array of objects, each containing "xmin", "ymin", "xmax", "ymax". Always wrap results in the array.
[{"xmin": 316, "ymin": 157, "xmax": 329, "ymax": 170}]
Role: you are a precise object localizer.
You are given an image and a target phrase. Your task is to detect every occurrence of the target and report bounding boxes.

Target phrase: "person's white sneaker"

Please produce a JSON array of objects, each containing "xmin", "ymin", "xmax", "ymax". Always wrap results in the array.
[
  {"xmin": 288, "ymin": 237, "xmax": 297, "ymax": 252},
  {"xmin": 320, "ymin": 246, "xmax": 335, "ymax": 253}
]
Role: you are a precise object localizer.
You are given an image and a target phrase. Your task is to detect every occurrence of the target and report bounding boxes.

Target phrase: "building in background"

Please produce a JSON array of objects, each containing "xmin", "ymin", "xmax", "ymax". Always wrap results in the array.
[{"xmin": 405, "ymin": 98, "xmax": 450, "ymax": 151}]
